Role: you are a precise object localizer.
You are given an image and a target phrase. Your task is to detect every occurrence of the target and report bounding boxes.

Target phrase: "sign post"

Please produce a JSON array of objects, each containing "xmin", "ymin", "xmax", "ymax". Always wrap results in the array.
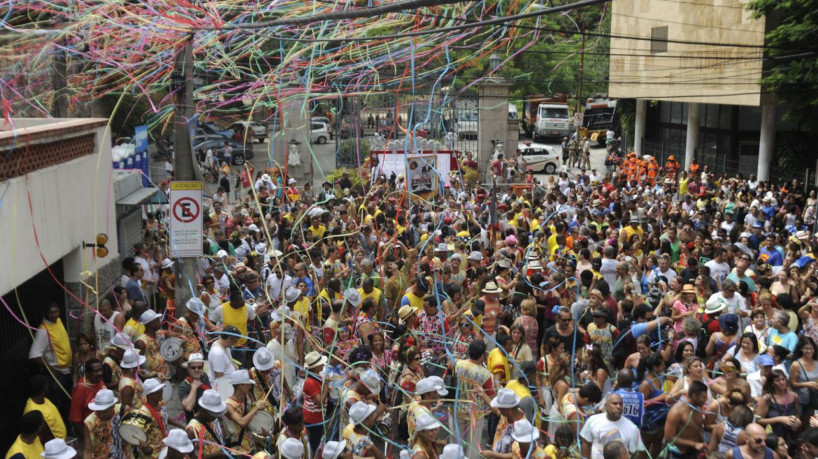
[{"xmin": 169, "ymin": 181, "xmax": 203, "ymax": 258}]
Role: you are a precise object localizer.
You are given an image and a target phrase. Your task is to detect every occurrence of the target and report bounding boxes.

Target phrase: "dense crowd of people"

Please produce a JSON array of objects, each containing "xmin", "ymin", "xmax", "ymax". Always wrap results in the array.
[{"xmin": 11, "ymin": 146, "xmax": 818, "ymax": 459}]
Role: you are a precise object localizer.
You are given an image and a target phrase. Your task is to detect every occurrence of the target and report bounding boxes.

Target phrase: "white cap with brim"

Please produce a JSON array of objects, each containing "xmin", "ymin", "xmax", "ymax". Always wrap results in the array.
[
  {"xmin": 322, "ymin": 441, "xmax": 348, "ymax": 459},
  {"xmin": 120, "ymin": 349, "xmax": 146, "ymax": 369},
  {"xmin": 162, "ymin": 429, "xmax": 194, "ymax": 454},
  {"xmin": 88, "ymin": 389, "xmax": 118, "ymax": 411},
  {"xmin": 198, "ymin": 389, "xmax": 227, "ymax": 415},
  {"xmin": 349, "ymin": 401, "xmax": 377, "ymax": 425},
  {"xmin": 41, "ymin": 439, "xmax": 77, "ymax": 459},
  {"xmin": 142, "ymin": 378, "xmax": 167, "ymax": 396}
]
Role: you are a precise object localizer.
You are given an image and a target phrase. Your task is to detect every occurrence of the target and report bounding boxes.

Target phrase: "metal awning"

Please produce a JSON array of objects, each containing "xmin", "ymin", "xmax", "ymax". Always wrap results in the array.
[{"xmin": 117, "ymin": 187, "xmax": 163, "ymax": 206}]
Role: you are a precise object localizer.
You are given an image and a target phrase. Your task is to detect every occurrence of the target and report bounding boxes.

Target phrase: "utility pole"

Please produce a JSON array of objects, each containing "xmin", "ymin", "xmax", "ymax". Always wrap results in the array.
[
  {"xmin": 575, "ymin": 28, "xmax": 585, "ymax": 142},
  {"xmin": 173, "ymin": 35, "xmax": 198, "ymax": 313}
]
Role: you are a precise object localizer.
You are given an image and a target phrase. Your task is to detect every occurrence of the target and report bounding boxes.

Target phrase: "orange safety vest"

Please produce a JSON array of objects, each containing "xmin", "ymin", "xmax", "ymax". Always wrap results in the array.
[
  {"xmin": 648, "ymin": 161, "xmax": 659, "ymax": 177},
  {"xmin": 690, "ymin": 163, "xmax": 700, "ymax": 175}
]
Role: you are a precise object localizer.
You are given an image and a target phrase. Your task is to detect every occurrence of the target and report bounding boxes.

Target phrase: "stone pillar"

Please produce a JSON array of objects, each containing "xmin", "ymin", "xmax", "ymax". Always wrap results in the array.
[
  {"xmin": 272, "ymin": 95, "xmax": 311, "ymax": 180},
  {"xmin": 634, "ymin": 99, "xmax": 647, "ymax": 155},
  {"xmin": 684, "ymin": 103, "xmax": 701, "ymax": 169},
  {"xmin": 758, "ymin": 105, "xmax": 776, "ymax": 182},
  {"xmin": 477, "ymin": 81, "xmax": 512, "ymax": 181}
]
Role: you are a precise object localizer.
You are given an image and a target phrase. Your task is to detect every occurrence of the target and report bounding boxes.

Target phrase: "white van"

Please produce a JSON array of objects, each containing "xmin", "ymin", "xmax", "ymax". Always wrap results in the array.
[
  {"xmin": 508, "ymin": 103, "xmax": 519, "ymax": 119},
  {"xmin": 534, "ymin": 103, "xmax": 570, "ymax": 140}
]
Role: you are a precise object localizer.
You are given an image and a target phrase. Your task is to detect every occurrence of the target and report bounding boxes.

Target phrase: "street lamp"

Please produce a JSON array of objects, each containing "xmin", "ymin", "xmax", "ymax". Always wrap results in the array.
[{"xmin": 489, "ymin": 53, "xmax": 502, "ymax": 72}]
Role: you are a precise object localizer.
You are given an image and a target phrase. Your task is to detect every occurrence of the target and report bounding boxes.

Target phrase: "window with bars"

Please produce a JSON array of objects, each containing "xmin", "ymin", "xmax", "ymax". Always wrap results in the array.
[{"xmin": 651, "ymin": 26, "xmax": 669, "ymax": 53}]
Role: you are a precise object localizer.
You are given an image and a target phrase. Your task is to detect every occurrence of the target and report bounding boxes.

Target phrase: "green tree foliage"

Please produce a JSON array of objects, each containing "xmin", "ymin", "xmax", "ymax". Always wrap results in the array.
[{"xmin": 746, "ymin": 0, "xmax": 818, "ymax": 132}]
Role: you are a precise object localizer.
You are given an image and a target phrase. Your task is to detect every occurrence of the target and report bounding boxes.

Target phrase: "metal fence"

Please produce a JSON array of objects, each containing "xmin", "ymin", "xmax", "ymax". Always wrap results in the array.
[{"xmin": 641, "ymin": 139, "xmax": 813, "ymax": 189}]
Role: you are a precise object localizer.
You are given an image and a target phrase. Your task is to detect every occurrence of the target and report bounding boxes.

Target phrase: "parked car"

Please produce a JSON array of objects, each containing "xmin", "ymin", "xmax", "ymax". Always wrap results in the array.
[
  {"xmin": 193, "ymin": 139, "xmax": 254, "ymax": 165},
  {"xmin": 311, "ymin": 122, "xmax": 329, "ymax": 144},
  {"xmin": 198, "ymin": 121, "xmax": 232, "ymax": 138},
  {"xmin": 226, "ymin": 121, "xmax": 268, "ymax": 142},
  {"xmin": 518, "ymin": 141, "xmax": 560, "ymax": 174},
  {"xmin": 311, "ymin": 116, "xmax": 333, "ymax": 137}
]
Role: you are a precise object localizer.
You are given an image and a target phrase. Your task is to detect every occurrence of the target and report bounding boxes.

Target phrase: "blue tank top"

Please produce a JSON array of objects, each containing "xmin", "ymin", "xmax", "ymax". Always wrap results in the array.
[{"xmin": 732, "ymin": 445, "xmax": 773, "ymax": 459}]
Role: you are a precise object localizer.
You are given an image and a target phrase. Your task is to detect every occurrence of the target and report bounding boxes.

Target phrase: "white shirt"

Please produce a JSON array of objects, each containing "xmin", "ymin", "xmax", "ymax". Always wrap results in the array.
[
  {"xmin": 94, "ymin": 311, "xmax": 120, "ymax": 352},
  {"xmin": 747, "ymin": 370, "xmax": 765, "ymax": 398},
  {"xmin": 705, "ymin": 260, "xmax": 731, "ymax": 281},
  {"xmin": 28, "ymin": 324, "xmax": 71, "ymax": 374},
  {"xmin": 647, "ymin": 267, "xmax": 677, "ymax": 285},
  {"xmin": 266, "ymin": 272, "xmax": 293, "ymax": 302},
  {"xmin": 580, "ymin": 413, "xmax": 645, "ymax": 459},
  {"xmin": 135, "ymin": 255, "xmax": 157, "ymax": 283},
  {"xmin": 207, "ymin": 341, "xmax": 236, "ymax": 380}
]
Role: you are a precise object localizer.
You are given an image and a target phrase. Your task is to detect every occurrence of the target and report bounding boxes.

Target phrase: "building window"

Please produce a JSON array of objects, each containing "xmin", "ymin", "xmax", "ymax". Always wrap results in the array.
[{"xmin": 651, "ymin": 26, "xmax": 668, "ymax": 53}]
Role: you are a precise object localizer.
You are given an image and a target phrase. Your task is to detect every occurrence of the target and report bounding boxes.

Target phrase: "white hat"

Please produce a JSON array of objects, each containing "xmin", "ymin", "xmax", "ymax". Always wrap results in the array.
[
  {"xmin": 230, "ymin": 369, "xmax": 255, "ymax": 386},
  {"xmin": 349, "ymin": 401, "xmax": 377, "ymax": 425},
  {"xmin": 467, "ymin": 251, "xmax": 483, "ymax": 261},
  {"xmin": 496, "ymin": 259, "xmax": 511, "ymax": 269},
  {"xmin": 288, "ymin": 178, "xmax": 297, "ymax": 185},
  {"xmin": 344, "ymin": 288, "xmax": 362, "ymax": 307},
  {"xmin": 108, "ymin": 332, "xmax": 132, "ymax": 350},
  {"xmin": 435, "ymin": 242, "xmax": 449, "ymax": 252},
  {"xmin": 253, "ymin": 347, "xmax": 276, "ymax": 372},
  {"xmin": 216, "ymin": 250, "xmax": 229, "ymax": 258},
  {"xmin": 161, "ymin": 258, "xmax": 174, "ymax": 270},
  {"xmin": 41, "ymin": 439, "xmax": 77, "ymax": 459},
  {"xmin": 162, "ymin": 429, "xmax": 194, "ymax": 454},
  {"xmin": 304, "ymin": 351, "xmax": 328, "ymax": 370},
  {"xmin": 88, "ymin": 389, "xmax": 118, "ymax": 411},
  {"xmin": 185, "ymin": 298, "xmax": 206, "ymax": 316},
  {"xmin": 284, "ymin": 286, "xmax": 301, "ymax": 303},
  {"xmin": 359, "ymin": 369, "xmax": 381, "ymax": 394},
  {"xmin": 248, "ymin": 224, "xmax": 260, "ymax": 233},
  {"xmin": 140, "ymin": 309, "xmax": 162, "ymax": 325},
  {"xmin": 415, "ymin": 376, "xmax": 448, "ymax": 396},
  {"xmin": 198, "ymin": 389, "xmax": 227, "ymax": 415},
  {"xmin": 528, "ymin": 260, "xmax": 543, "ymax": 270},
  {"xmin": 270, "ymin": 306, "xmax": 291, "ymax": 322},
  {"xmin": 181, "ymin": 352, "xmax": 205, "ymax": 368},
  {"xmin": 510, "ymin": 418, "xmax": 540, "ymax": 442},
  {"xmin": 482, "ymin": 281, "xmax": 502, "ymax": 294},
  {"xmin": 322, "ymin": 440, "xmax": 348, "ymax": 459},
  {"xmin": 414, "ymin": 413, "xmax": 442, "ymax": 432},
  {"xmin": 440, "ymin": 444, "xmax": 467, "ymax": 459},
  {"xmin": 120, "ymin": 348, "xmax": 146, "ymax": 369},
  {"xmin": 280, "ymin": 438, "xmax": 304, "ymax": 459},
  {"xmin": 490, "ymin": 388, "xmax": 521, "ymax": 409},
  {"xmin": 142, "ymin": 378, "xmax": 167, "ymax": 396},
  {"xmin": 262, "ymin": 174, "xmax": 271, "ymax": 182}
]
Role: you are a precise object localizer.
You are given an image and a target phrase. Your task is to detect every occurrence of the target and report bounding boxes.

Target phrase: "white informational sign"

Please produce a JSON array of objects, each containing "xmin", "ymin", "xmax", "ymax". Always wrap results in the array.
[
  {"xmin": 574, "ymin": 112, "xmax": 584, "ymax": 126},
  {"xmin": 375, "ymin": 153, "xmax": 453, "ymax": 186},
  {"xmin": 169, "ymin": 181, "xmax": 203, "ymax": 258}
]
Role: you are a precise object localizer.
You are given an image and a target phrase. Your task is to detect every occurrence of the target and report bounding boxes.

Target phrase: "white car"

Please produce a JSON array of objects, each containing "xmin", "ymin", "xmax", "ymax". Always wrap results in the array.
[
  {"xmin": 311, "ymin": 122, "xmax": 329, "ymax": 144},
  {"xmin": 518, "ymin": 141, "xmax": 560, "ymax": 174},
  {"xmin": 226, "ymin": 121, "xmax": 267, "ymax": 142}
]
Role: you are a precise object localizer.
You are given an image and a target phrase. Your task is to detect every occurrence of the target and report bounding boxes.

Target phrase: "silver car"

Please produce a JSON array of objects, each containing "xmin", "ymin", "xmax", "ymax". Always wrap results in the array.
[{"xmin": 226, "ymin": 121, "xmax": 268, "ymax": 142}]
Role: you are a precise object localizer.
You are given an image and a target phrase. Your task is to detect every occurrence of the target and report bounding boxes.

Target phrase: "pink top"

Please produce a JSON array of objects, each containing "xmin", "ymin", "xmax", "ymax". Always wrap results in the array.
[{"xmin": 672, "ymin": 300, "xmax": 696, "ymax": 334}]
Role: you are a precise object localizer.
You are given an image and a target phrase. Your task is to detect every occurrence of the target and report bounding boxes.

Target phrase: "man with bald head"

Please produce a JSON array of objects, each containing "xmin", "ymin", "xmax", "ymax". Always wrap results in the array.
[
  {"xmin": 726, "ymin": 423, "xmax": 773, "ymax": 459},
  {"xmin": 612, "ymin": 369, "xmax": 644, "ymax": 428},
  {"xmin": 581, "ymin": 393, "xmax": 645, "ymax": 459}
]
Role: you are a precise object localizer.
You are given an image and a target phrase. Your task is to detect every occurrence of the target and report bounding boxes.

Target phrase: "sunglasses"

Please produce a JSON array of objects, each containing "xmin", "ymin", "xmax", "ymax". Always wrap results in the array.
[
  {"xmin": 750, "ymin": 437, "xmax": 765, "ymax": 444},
  {"xmin": 459, "ymin": 323, "xmax": 472, "ymax": 328}
]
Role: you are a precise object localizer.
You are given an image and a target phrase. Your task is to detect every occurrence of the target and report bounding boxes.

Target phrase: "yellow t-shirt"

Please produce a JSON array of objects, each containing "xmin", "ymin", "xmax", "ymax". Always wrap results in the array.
[
  {"xmin": 221, "ymin": 303, "xmax": 249, "ymax": 346},
  {"xmin": 359, "ymin": 287, "xmax": 384, "ymax": 314},
  {"xmin": 123, "ymin": 318, "xmax": 145, "ymax": 342},
  {"xmin": 505, "ymin": 379, "xmax": 531, "ymax": 400},
  {"xmin": 293, "ymin": 297, "xmax": 311, "ymax": 332},
  {"xmin": 309, "ymin": 225, "xmax": 327, "ymax": 238},
  {"xmin": 403, "ymin": 291, "xmax": 424, "ymax": 313},
  {"xmin": 678, "ymin": 177, "xmax": 689, "ymax": 196},
  {"xmin": 5, "ymin": 436, "xmax": 43, "ymax": 459},
  {"xmin": 487, "ymin": 348, "xmax": 510, "ymax": 384},
  {"xmin": 24, "ymin": 397, "xmax": 66, "ymax": 439}
]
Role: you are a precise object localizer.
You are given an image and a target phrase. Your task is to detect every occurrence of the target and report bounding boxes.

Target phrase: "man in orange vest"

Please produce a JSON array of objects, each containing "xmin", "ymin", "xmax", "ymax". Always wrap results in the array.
[
  {"xmin": 689, "ymin": 158, "xmax": 700, "ymax": 177},
  {"xmin": 664, "ymin": 155, "xmax": 680, "ymax": 180},
  {"xmin": 647, "ymin": 156, "xmax": 660, "ymax": 186},
  {"xmin": 624, "ymin": 153, "xmax": 637, "ymax": 182}
]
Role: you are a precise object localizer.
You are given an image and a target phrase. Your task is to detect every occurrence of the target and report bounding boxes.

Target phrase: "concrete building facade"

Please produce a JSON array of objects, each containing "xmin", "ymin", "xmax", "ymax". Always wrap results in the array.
[{"xmin": 607, "ymin": 0, "xmax": 807, "ymax": 181}]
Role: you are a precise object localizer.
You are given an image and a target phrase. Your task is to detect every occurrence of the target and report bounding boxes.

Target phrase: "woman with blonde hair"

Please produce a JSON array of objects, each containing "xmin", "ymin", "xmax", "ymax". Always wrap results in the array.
[{"xmin": 512, "ymin": 300, "xmax": 539, "ymax": 355}]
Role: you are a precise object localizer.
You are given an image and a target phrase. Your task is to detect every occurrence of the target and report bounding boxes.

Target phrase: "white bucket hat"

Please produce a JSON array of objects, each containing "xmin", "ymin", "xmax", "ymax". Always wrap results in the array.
[
  {"xmin": 414, "ymin": 413, "xmax": 442, "ymax": 432},
  {"xmin": 182, "ymin": 352, "xmax": 205, "ymax": 369},
  {"xmin": 359, "ymin": 369, "xmax": 381, "ymax": 394},
  {"xmin": 198, "ymin": 389, "xmax": 227, "ymax": 415},
  {"xmin": 349, "ymin": 401, "xmax": 377, "ymax": 425},
  {"xmin": 142, "ymin": 378, "xmax": 167, "ymax": 396},
  {"xmin": 280, "ymin": 438, "xmax": 304, "ymax": 459},
  {"xmin": 108, "ymin": 332, "xmax": 132, "ymax": 350},
  {"xmin": 322, "ymin": 440, "xmax": 348, "ymax": 459},
  {"xmin": 284, "ymin": 286, "xmax": 301, "ymax": 303},
  {"xmin": 230, "ymin": 369, "xmax": 255, "ymax": 386},
  {"xmin": 88, "ymin": 389, "xmax": 118, "ymax": 411},
  {"xmin": 440, "ymin": 444, "xmax": 467, "ymax": 459},
  {"xmin": 253, "ymin": 347, "xmax": 276, "ymax": 372},
  {"xmin": 185, "ymin": 298, "xmax": 206, "ymax": 316},
  {"xmin": 344, "ymin": 288, "xmax": 362, "ymax": 307},
  {"xmin": 41, "ymin": 439, "xmax": 77, "ymax": 459},
  {"xmin": 161, "ymin": 258, "xmax": 174, "ymax": 270},
  {"xmin": 163, "ymin": 428, "xmax": 194, "ymax": 453},
  {"xmin": 140, "ymin": 309, "xmax": 162, "ymax": 325},
  {"xmin": 510, "ymin": 418, "xmax": 540, "ymax": 442},
  {"xmin": 415, "ymin": 376, "xmax": 448, "ymax": 396},
  {"xmin": 467, "ymin": 251, "xmax": 483, "ymax": 261},
  {"xmin": 490, "ymin": 388, "xmax": 521, "ymax": 409},
  {"xmin": 120, "ymin": 349, "xmax": 146, "ymax": 369}
]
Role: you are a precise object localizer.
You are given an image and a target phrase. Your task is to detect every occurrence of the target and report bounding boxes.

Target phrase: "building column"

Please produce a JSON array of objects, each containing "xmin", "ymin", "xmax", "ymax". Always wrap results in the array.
[
  {"xmin": 684, "ymin": 103, "xmax": 701, "ymax": 170},
  {"xmin": 633, "ymin": 99, "xmax": 647, "ymax": 155},
  {"xmin": 758, "ymin": 105, "xmax": 776, "ymax": 182}
]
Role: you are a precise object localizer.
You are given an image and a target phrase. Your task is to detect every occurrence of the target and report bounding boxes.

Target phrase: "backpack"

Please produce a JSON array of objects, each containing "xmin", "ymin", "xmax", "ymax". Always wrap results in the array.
[{"xmin": 696, "ymin": 314, "xmax": 718, "ymax": 358}]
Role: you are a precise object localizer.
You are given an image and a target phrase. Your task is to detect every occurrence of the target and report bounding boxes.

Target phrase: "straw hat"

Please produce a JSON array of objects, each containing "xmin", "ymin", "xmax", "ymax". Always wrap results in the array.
[{"xmin": 482, "ymin": 282, "xmax": 502, "ymax": 294}]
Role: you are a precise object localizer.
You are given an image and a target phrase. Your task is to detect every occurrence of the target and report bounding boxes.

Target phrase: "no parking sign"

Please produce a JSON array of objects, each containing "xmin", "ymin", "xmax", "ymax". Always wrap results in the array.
[{"xmin": 169, "ymin": 181, "xmax": 203, "ymax": 257}]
